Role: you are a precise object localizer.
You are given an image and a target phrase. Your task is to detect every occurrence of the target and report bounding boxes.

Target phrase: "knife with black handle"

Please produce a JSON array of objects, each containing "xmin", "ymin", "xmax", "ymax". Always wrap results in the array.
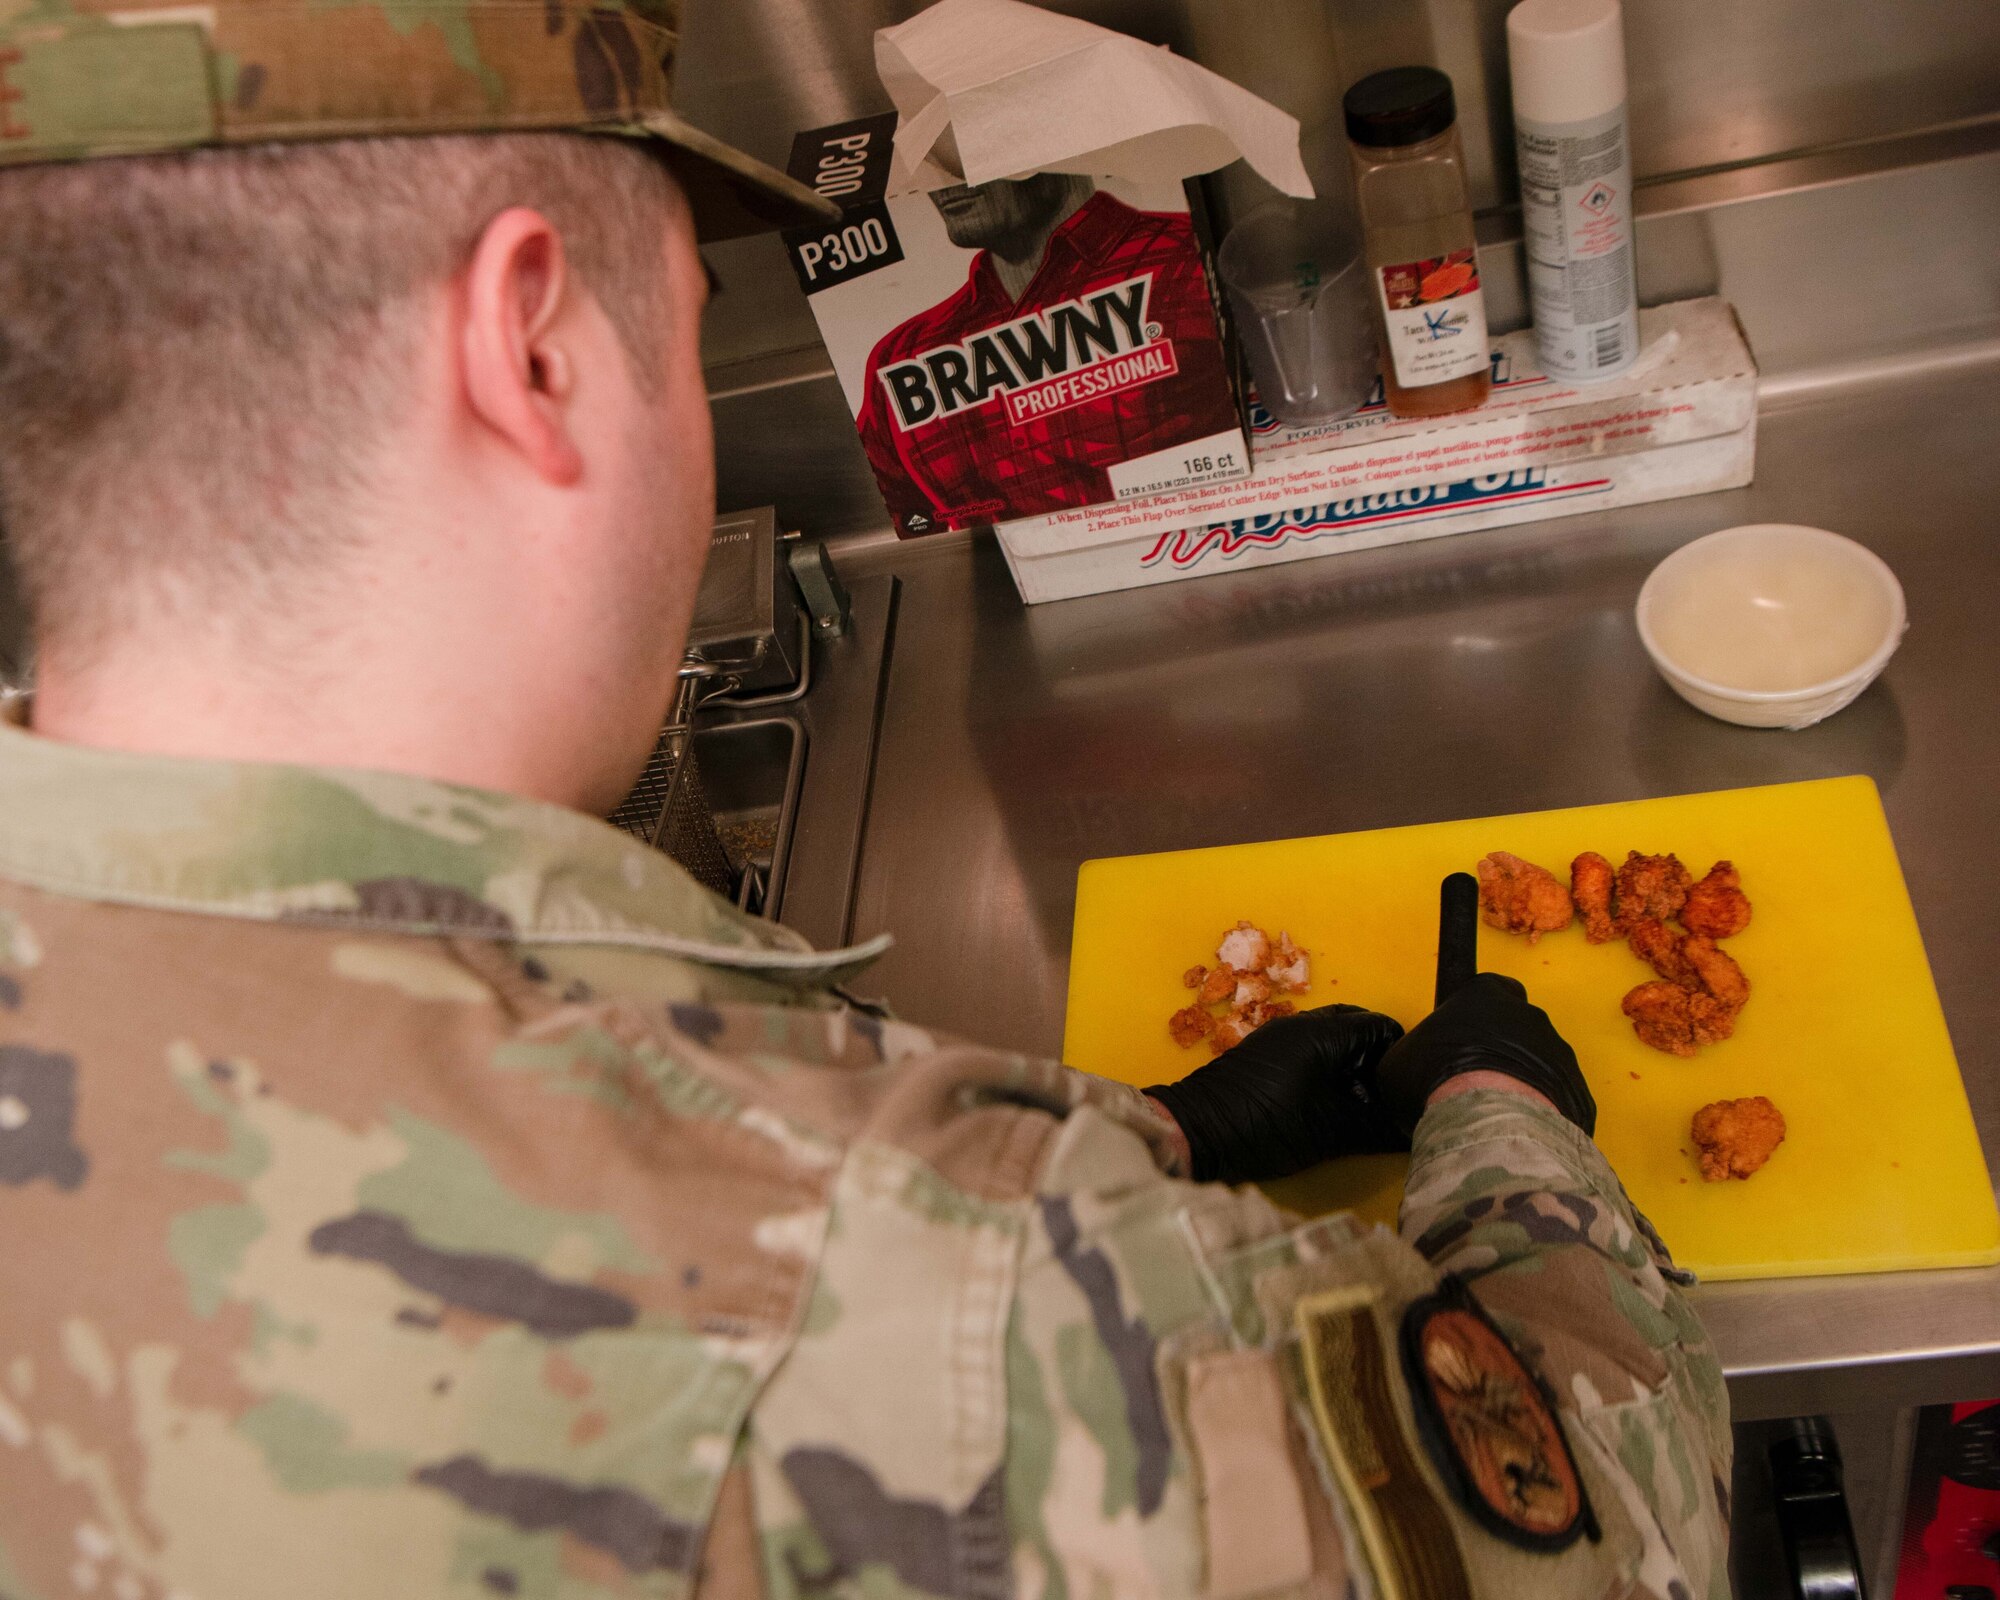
[{"xmin": 1435, "ymin": 871, "xmax": 1480, "ymax": 1007}]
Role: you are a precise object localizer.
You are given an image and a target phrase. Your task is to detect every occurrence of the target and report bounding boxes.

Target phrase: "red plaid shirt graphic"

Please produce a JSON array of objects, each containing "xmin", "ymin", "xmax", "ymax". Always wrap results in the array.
[{"xmin": 857, "ymin": 191, "xmax": 1236, "ymax": 536}]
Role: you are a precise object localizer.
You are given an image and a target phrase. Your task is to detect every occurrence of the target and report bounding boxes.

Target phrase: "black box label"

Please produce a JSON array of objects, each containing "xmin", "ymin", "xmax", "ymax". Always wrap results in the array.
[{"xmin": 784, "ymin": 115, "xmax": 904, "ymax": 295}]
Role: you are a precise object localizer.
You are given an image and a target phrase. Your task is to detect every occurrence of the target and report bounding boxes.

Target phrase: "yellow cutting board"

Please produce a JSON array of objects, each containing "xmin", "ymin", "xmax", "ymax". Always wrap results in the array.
[{"xmin": 1062, "ymin": 777, "xmax": 2000, "ymax": 1280}]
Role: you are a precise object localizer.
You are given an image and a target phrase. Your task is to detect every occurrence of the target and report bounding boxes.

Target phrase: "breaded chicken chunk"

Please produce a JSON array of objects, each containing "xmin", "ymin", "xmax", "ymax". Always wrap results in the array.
[
  {"xmin": 1197, "ymin": 965, "xmax": 1236, "ymax": 1006},
  {"xmin": 1615, "ymin": 851, "xmax": 1692, "ymax": 928},
  {"xmin": 1682, "ymin": 935, "xmax": 1750, "ymax": 1012},
  {"xmin": 1627, "ymin": 917, "xmax": 1697, "ymax": 986},
  {"xmin": 1168, "ymin": 1005, "xmax": 1214, "ymax": 1048},
  {"xmin": 1232, "ymin": 971, "xmax": 1275, "ymax": 1007},
  {"xmin": 1691, "ymin": 1097, "xmax": 1786, "ymax": 1181},
  {"xmin": 1476, "ymin": 851, "xmax": 1574, "ymax": 943},
  {"xmin": 1231, "ymin": 998, "xmax": 1297, "ymax": 1036},
  {"xmin": 1570, "ymin": 851, "xmax": 1619, "ymax": 943},
  {"xmin": 1682, "ymin": 861, "xmax": 1752, "ymax": 940},
  {"xmin": 1621, "ymin": 923, "xmax": 1750, "ymax": 1055},
  {"xmin": 1621, "ymin": 981, "xmax": 1740, "ymax": 1056}
]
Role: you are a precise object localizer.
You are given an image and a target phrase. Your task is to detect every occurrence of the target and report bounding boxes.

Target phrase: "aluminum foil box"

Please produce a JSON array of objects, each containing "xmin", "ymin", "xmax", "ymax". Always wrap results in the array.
[
  {"xmin": 784, "ymin": 114, "xmax": 1251, "ymax": 540},
  {"xmin": 995, "ymin": 296, "xmax": 1757, "ymax": 604}
]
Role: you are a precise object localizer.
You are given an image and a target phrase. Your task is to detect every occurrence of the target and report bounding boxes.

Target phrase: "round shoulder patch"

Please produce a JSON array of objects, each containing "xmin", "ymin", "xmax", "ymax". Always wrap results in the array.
[{"xmin": 1399, "ymin": 1276, "xmax": 1596, "ymax": 1552}]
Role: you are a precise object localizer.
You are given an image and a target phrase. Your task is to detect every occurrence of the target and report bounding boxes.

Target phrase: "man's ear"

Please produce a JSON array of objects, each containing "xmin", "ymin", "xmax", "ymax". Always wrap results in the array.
[{"xmin": 460, "ymin": 207, "xmax": 587, "ymax": 487}]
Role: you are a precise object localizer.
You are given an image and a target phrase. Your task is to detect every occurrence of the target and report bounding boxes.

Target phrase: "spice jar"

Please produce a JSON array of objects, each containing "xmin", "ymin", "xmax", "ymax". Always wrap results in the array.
[{"xmin": 1343, "ymin": 67, "xmax": 1492, "ymax": 417}]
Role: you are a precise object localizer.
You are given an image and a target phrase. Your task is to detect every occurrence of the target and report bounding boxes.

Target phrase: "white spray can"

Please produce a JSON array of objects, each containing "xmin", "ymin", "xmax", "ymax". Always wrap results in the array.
[{"xmin": 1507, "ymin": 0, "xmax": 1639, "ymax": 380}]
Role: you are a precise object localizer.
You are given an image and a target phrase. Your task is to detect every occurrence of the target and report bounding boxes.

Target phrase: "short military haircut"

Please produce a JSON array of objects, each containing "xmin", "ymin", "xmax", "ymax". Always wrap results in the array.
[{"xmin": 0, "ymin": 133, "xmax": 685, "ymax": 662}]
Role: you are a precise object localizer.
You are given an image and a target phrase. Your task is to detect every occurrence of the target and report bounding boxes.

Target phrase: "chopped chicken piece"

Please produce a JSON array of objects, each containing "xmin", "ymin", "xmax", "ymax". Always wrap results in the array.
[
  {"xmin": 1197, "ymin": 965, "xmax": 1236, "ymax": 1006},
  {"xmin": 1233, "ymin": 971, "xmax": 1274, "ymax": 1008},
  {"xmin": 1216, "ymin": 921, "xmax": 1272, "ymax": 974},
  {"xmin": 1176, "ymin": 923, "xmax": 1319, "ymax": 1054},
  {"xmin": 1681, "ymin": 861, "xmax": 1752, "ymax": 940},
  {"xmin": 1476, "ymin": 851, "xmax": 1574, "ymax": 943},
  {"xmin": 1168, "ymin": 1005, "xmax": 1215, "ymax": 1048},
  {"xmin": 1691, "ymin": 1097, "xmax": 1786, "ymax": 1181},
  {"xmin": 1621, "ymin": 981, "xmax": 1739, "ymax": 1057},
  {"xmin": 1233, "ymin": 998, "xmax": 1297, "ymax": 1033},
  {"xmin": 1571, "ymin": 851, "xmax": 1618, "ymax": 943},
  {"xmin": 1615, "ymin": 851, "xmax": 1692, "ymax": 929},
  {"xmin": 1266, "ymin": 931, "xmax": 1310, "ymax": 993}
]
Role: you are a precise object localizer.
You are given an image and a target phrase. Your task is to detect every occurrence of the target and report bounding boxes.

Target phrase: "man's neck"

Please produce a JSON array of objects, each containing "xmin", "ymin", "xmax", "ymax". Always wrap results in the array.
[
  {"xmin": 30, "ymin": 622, "xmax": 620, "ymax": 813},
  {"xmin": 986, "ymin": 186, "xmax": 1093, "ymax": 303}
]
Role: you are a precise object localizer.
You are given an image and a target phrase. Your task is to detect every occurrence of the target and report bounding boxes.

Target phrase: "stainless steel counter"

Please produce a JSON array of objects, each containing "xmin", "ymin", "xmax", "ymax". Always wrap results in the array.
[{"xmin": 826, "ymin": 350, "xmax": 2000, "ymax": 1422}]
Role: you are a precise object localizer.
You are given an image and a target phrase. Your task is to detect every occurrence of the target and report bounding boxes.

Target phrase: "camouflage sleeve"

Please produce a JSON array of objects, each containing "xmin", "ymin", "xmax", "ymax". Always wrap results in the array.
[
  {"xmin": 1000, "ymin": 1103, "xmax": 1308, "ymax": 1600},
  {"xmin": 1400, "ymin": 1088, "xmax": 1734, "ymax": 1600}
]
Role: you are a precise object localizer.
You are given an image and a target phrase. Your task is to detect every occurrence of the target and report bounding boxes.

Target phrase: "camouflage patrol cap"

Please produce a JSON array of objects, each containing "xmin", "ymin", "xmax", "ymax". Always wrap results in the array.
[{"xmin": 0, "ymin": 0, "xmax": 839, "ymax": 239}]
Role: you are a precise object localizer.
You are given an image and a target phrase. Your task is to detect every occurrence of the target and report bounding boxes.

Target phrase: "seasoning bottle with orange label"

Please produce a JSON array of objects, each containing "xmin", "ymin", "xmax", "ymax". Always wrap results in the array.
[{"xmin": 1344, "ymin": 67, "xmax": 1492, "ymax": 417}]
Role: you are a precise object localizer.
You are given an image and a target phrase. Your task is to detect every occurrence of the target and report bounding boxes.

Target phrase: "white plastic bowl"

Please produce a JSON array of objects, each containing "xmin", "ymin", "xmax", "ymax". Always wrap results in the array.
[{"xmin": 1635, "ymin": 524, "xmax": 1907, "ymax": 730}]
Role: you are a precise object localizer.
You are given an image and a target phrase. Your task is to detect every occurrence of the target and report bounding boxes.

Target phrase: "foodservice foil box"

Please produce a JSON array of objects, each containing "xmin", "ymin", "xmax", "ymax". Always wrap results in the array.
[
  {"xmin": 784, "ymin": 114, "xmax": 1251, "ymax": 540},
  {"xmin": 995, "ymin": 296, "xmax": 1757, "ymax": 604}
]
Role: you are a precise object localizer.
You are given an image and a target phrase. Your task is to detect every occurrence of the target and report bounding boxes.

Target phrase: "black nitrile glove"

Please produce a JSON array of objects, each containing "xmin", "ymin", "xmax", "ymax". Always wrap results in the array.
[
  {"xmin": 1145, "ymin": 1004, "xmax": 1407, "ymax": 1184},
  {"xmin": 1372, "ymin": 973, "xmax": 1595, "ymax": 1137}
]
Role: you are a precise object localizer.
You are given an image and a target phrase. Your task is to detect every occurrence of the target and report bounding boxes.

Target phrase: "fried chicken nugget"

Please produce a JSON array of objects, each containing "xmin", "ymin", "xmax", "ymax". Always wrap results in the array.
[
  {"xmin": 1476, "ymin": 851, "xmax": 1574, "ymax": 943},
  {"xmin": 1682, "ymin": 935, "xmax": 1750, "ymax": 1012},
  {"xmin": 1627, "ymin": 917, "xmax": 1697, "ymax": 985},
  {"xmin": 1615, "ymin": 851, "xmax": 1693, "ymax": 928},
  {"xmin": 1691, "ymin": 1097, "xmax": 1786, "ymax": 1181},
  {"xmin": 1622, "ymin": 981, "xmax": 1695, "ymax": 1055},
  {"xmin": 1682, "ymin": 861, "xmax": 1752, "ymax": 940},
  {"xmin": 1621, "ymin": 922, "xmax": 1749, "ymax": 1054},
  {"xmin": 1571, "ymin": 851, "xmax": 1618, "ymax": 943},
  {"xmin": 1621, "ymin": 982, "xmax": 1739, "ymax": 1056}
]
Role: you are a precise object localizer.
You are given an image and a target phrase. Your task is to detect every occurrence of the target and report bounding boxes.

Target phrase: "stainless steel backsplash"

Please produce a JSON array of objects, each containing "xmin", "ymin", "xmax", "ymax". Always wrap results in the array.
[{"xmin": 0, "ymin": 1, "xmax": 1993, "ymax": 675}]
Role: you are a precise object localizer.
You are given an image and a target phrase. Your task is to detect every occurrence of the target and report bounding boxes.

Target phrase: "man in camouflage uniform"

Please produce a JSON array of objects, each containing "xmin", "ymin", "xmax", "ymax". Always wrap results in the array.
[{"xmin": 0, "ymin": 2, "xmax": 1730, "ymax": 1596}]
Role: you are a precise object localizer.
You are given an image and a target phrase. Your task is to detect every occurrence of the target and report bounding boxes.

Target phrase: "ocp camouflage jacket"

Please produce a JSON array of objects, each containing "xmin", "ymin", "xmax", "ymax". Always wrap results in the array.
[{"xmin": 0, "ymin": 724, "xmax": 1730, "ymax": 1600}]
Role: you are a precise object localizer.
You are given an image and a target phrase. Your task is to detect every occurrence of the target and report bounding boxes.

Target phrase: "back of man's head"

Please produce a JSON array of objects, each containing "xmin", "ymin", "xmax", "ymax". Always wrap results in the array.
[{"xmin": 0, "ymin": 133, "xmax": 681, "ymax": 670}]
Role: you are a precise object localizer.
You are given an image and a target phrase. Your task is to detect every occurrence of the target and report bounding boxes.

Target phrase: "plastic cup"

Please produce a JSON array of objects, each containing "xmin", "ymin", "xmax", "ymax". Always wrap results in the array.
[{"xmin": 1217, "ymin": 203, "xmax": 1375, "ymax": 427}]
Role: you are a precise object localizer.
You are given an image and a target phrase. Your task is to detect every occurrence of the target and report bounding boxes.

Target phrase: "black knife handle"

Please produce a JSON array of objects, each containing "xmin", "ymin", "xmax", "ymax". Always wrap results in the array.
[{"xmin": 1436, "ymin": 872, "xmax": 1480, "ymax": 1008}]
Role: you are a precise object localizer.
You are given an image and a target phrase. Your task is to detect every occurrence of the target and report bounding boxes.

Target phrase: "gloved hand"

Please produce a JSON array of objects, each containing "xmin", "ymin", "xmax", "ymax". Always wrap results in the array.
[
  {"xmin": 1145, "ymin": 1004, "xmax": 1406, "ymax": 1184},
  {"xmin": 1372, "ymin": 973, "xmax": 1595, "ymax": 1137}
]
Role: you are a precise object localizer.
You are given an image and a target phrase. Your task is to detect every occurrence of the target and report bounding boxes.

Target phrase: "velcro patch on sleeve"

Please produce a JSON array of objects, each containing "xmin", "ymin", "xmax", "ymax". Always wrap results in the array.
[
  {"xmin": 1293, "ymin": 1286, "xmax": 1472, "ymax": 1600},
  {"xmin": 1184, "ymin": 1347, "xmax": 1314, "ymax": 1600}
]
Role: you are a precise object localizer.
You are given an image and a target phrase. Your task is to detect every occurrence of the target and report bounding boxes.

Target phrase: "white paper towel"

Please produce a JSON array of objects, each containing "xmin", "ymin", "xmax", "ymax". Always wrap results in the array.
[{"xmin": 876, "ymin": 0, "xmax": 1314, "ymax": 199}]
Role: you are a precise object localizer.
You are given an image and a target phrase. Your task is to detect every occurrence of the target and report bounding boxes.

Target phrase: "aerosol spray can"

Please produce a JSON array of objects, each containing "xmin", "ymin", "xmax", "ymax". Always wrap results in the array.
[{"xmin": 1507, "ymin": 0, "xmax": 1639, "ymax": 380}]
